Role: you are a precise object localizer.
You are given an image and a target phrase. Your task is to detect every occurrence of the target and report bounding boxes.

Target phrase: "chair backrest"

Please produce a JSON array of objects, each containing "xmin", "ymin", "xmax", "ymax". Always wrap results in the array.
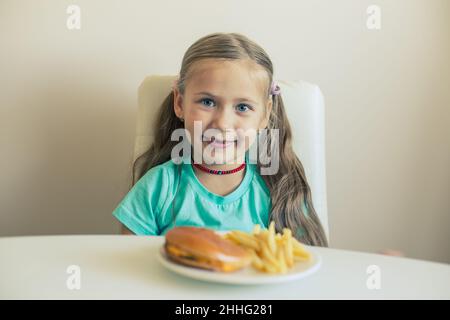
[{"xmin": 135, "ymin": 75, "xmax": 330, "ymax": 241}]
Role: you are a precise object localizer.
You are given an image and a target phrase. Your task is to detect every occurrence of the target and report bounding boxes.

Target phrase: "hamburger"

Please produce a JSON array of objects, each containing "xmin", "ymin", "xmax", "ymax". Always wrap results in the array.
[{"xmin": 164, "ymin": 226, "xmax": 252, "ymax": 272}]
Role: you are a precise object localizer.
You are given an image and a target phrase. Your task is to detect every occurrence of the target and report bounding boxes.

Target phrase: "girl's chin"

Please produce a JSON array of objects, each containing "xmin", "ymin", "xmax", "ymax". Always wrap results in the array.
[
  {"xmin": 191, "ymin": 144, "xmax": 245, "ymax": 165},
  {"xmin": 202, "ymin": 153, "xmax": 239, "ymax": 165}
]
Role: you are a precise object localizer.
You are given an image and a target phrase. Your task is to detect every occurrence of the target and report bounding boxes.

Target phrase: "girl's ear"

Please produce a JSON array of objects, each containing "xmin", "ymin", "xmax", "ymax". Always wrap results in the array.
[{"xmin": 173, "ymin": 88, "xmax": 184, "ymax": 118}]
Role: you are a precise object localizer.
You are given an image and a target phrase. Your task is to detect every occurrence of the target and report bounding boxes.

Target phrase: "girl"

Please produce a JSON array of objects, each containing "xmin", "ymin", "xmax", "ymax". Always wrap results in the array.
[{"xmin": 112, "ymin": 32, "xmax": 328, "ymax": 247}]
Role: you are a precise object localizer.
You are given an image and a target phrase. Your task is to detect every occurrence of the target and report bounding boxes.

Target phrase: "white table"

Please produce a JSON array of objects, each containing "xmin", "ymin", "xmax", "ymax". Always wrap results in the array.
[{"xmin": 1, "ymin": 235, "xmax": 449, "ymax": 299}]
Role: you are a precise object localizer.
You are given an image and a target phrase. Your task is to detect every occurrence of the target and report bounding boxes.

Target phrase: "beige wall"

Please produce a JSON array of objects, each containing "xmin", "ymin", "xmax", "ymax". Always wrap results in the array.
[{"xmin": 1, "ymin": 0, "xmax": 449, "ymax": 263}]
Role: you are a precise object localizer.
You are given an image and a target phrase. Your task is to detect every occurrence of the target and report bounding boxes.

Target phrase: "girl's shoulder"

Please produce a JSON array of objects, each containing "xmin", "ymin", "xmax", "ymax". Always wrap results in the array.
[
  {"xmin": 137, "ymin": 158, "xmax": 181, "ymax": 192},
  {"xmin": 251, "ymin": 165, "xmax": 271, "ymax": 198}
]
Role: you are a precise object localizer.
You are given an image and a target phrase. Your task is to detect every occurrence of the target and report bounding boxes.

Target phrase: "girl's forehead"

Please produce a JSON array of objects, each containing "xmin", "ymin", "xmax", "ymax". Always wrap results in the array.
[{"xmin": 186, "ymin": 59, "xmax": 269, "ymax": 99}]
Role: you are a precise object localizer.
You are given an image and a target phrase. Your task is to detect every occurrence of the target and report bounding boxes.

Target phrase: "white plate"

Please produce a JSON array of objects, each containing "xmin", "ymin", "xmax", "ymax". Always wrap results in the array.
[{"xmin": 157, "ymin": 245, "xmax": 322, "ymax": 285}]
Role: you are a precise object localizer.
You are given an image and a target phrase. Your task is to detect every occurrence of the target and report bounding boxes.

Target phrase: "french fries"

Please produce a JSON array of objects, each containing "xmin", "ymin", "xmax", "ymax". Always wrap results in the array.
[{"xmin": 224, "ymin": 222, "xmax": 312, "ymax": 274}]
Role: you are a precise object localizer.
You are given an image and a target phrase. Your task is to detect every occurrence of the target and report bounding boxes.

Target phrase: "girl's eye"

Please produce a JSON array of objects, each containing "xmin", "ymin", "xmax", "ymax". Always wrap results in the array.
[
  {"xmin": 198, "ymin": 98, "xmax": 252, "ymax": 112},
  {"xmin": 199, "ymin": 98, "xmax": 215, "ymax": 108},
  {"xmin": 236, "ymin": 104, "xmax": 251, "ymax": 112}
]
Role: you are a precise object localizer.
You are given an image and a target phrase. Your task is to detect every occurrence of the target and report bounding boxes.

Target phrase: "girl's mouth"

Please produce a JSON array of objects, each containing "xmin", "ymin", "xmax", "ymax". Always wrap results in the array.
[
  {"xmin": 202, "ymin": 135, "xmax": 237, "ymax": 149},
  {"xmin": 208, "ymin": 140, "xmax": 235, "ymax": 148}
]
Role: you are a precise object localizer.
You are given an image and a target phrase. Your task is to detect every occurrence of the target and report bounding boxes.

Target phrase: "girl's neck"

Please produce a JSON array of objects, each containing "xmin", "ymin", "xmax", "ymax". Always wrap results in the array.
[
  {"xmin": 191, "ymin": 162, "xmax": 246, "ymax": 197},
  {"xmin": 191, "ymin": 153, "xmax": 246, "ymax": 171}
]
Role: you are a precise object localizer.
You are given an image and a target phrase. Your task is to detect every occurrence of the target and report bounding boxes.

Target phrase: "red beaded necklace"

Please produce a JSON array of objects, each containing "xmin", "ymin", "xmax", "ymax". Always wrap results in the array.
[{"xmin": 192, "ymin": 162, "xmax": 246, "ymax": 175}]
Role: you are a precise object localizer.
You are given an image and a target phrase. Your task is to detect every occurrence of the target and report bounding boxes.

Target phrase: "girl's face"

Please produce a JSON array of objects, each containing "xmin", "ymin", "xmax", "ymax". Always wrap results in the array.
[{"xmin": 174, "ymin": 59, "xmax": 273, "ymax": 165}]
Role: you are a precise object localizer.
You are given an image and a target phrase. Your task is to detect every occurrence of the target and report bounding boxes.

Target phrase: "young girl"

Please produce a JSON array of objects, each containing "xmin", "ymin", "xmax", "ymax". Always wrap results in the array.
[{"xmin": 112, "ymin": 32, "xmax": 328, "ymax": 247}]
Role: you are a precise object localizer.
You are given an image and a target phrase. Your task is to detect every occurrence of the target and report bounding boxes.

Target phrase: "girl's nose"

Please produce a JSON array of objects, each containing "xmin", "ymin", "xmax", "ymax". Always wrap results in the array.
[{"xmin": 211, "ymin": 107, "xmax": 234, "ymax": 131}]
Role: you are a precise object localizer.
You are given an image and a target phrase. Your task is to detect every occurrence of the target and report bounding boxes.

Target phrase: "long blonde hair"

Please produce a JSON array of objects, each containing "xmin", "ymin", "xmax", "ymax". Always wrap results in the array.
[{"xmin": 132, "ymin": 32, "xmax": 328, "ymax": 247}]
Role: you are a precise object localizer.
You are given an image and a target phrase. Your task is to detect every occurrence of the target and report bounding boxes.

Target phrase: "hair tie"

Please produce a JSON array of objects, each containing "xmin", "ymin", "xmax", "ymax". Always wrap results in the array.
[{"xmin": 271, "ymin": 80, "xmax": 281, "ymax": 96}]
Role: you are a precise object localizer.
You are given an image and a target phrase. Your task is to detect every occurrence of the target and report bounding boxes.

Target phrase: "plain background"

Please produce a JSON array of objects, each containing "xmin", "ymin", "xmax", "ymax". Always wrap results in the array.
[{"xmin": 1, "ymin": 0, "xmax": 449, "ymax": 263}]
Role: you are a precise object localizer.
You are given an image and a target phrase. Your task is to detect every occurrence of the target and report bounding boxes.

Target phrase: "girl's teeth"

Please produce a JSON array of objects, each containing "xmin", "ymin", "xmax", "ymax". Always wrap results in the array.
[{"xmin": 208, "ymin": 140, "xmax": 235, "ymax": 148}]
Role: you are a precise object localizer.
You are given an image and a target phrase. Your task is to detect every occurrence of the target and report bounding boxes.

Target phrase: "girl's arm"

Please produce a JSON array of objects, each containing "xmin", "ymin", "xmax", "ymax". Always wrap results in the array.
[{"xmin": 121, "ymin": 223, "xmax": 135, "ymax": 235}]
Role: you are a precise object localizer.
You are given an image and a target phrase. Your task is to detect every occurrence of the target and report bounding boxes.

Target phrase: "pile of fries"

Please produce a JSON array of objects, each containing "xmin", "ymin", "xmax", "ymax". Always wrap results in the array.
[{"xmin": 224, "ymin": 222, "xmax": 311, "ymax": 274}]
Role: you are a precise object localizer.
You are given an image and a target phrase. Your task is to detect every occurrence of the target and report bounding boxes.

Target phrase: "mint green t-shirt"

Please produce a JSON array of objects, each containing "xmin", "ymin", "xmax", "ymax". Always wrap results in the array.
[{"xmin": 112, "ymin": 155, "xmax": 271, "ymax": 235}]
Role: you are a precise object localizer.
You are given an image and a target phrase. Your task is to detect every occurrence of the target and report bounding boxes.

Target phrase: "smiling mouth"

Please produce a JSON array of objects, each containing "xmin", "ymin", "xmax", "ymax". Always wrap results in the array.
[
  {"xmin": 202, "ymin": 135, "xmax": 237, "ymax": 147},
  {"xmin": 202, "ymin": 135, "xmax": 237, "ymax": 143}
]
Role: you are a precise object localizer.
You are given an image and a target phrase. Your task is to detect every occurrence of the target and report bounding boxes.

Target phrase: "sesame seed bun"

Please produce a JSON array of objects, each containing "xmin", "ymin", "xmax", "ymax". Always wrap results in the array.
[{"xmin": 164, "ymin": 226, "xmax": 252, "ymax": 272}]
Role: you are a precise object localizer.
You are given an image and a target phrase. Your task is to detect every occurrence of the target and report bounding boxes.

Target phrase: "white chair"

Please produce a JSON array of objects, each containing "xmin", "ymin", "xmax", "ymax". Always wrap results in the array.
[{"xmin": 134, "ymin": 75, "xmax": 330, "ymax": 241}]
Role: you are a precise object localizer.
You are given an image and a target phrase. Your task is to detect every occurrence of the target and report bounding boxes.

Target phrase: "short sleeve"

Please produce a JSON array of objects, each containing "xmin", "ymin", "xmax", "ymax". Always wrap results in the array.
[{"xmin": 112, "ymin": 164, "xmax": 171, "ymax": 235}]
